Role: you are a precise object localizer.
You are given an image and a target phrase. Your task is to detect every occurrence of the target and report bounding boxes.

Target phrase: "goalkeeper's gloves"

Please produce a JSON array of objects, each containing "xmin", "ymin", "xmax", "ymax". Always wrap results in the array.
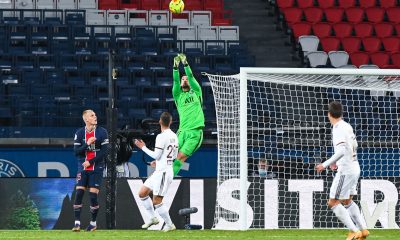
[
  {"xmin": 178, "ymin": 53, "xmax": 188, "ymax": 65},
  {"xmin": 173, "ymin": 55, "xmax": 180, "ymax": 68}
]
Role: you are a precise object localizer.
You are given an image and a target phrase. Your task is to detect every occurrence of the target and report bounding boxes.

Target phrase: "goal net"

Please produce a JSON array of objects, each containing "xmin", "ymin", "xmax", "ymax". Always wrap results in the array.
[{"xmin": 206, "ymin": 68, "xmax": 400, "ymax": 230}]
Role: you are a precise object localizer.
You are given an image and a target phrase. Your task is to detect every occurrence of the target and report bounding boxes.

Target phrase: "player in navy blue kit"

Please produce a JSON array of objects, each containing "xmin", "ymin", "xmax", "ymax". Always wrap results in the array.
[{"xmin": 72, "ymin": 109, "xmax": 109, "ymax": 232}]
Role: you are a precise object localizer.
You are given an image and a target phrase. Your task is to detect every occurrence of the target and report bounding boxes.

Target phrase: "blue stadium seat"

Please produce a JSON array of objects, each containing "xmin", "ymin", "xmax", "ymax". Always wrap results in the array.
[
  {"xmin": 31, "ymin": 84, "xmax": 51, "ymax": 96},
  {"xmin": 15, "ymin": 54, "xmax": 35, "ymax": 69},
  {"xmin": 44, "ymin": 69, "xmax": 65, "ymax": 84}
]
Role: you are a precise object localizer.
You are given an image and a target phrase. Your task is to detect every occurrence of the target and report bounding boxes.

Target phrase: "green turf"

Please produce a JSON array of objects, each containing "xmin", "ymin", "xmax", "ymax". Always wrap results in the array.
[{"xmin": 0, "ymin": 229, "xmax": 397, "ymax": 240}]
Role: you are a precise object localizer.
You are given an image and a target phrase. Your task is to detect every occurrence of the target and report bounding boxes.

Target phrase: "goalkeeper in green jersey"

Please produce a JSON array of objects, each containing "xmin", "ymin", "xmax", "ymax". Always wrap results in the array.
[{"xmin": 172, "ymin": 53, "xmax": 205, "ymax": 176}]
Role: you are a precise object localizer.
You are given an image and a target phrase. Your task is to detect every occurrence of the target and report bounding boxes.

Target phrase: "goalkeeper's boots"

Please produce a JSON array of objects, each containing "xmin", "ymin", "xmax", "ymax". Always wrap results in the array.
[
  {"xmin": 142, "ymin": 217, "xmax": 159, "ymax": 229},
  {"xmin": 72, "ymin": 223, "xmax": 80, "ymax": 232},
  {"xmin": 85, "ymin": 224, "xmax": 97, "ymax": 232},
  {"xmin": 163, "ymin": 223, "xmax": 176, "ymax": 232},
  {"xmin": 346, "ymin": 230, "xmax": 362, "ymax": 240},
  {"xmin": 359, "ymin": 229, "xmax": 370, "ymax": 240}
]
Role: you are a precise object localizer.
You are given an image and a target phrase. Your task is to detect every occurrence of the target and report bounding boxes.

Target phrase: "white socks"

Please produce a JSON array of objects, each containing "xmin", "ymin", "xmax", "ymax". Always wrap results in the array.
[
  {"xmin": 345, "ymin": 201, "xmax": 367, "ymax": 230},
  {"xmin": 140, "ymin": 196, "xmax": 156, "ymax": 218},
  {"xmin": 155, "ymin": 203, "xmax": 173, "ymax": 226},
  {"xmin": 90, "ymin": 221, "xmax": 96, "ymax": 226},
  {"xmin": 332, "ymin": 203, "xmax": 359, "ymax": 232}
]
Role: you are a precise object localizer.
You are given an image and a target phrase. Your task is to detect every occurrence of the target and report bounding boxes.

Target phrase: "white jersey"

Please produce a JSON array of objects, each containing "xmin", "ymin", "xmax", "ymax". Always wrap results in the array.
[
  {"xmin": 332, "ymin": 120, "xmax": 360, "ymax": 174},
  {"xmin": 153, "ymin": 129, "xmax": 178, "ymax": 172}
]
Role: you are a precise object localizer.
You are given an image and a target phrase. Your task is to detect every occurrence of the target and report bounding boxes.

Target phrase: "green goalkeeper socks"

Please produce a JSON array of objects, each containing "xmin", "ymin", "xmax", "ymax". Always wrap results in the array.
[{"xmin": 173, "ymin": 160, "xmax": 183, "ymax": 176}]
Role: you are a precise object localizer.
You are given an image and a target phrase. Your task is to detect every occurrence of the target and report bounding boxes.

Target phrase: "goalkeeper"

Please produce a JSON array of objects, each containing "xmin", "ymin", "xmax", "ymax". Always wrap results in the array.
[{"xmin": 172, "ymin": 53, "xmax": 205, "ymax": 176}]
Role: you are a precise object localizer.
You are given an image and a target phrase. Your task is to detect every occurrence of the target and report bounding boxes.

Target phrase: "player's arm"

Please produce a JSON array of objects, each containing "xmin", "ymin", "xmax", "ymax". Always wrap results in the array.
[
  {"xmin": 136, "ymin": 136, "xmax": 164, "ymax": 160},
  {"xmin": 172, "ymin": 56, "xmax": 182, "ymax": 98},
  {"xmin": 181, "ymin": 54, "xmax": 202, "ymax": 94},
  {"xmin": 87, "ymin": 130, "xmax": 110, "ymax": 164},
  {"xmin": 322, "ymin": 142, "xmax": 346, "ymax": 168},
  {"xmin": 74, "ymin": 132, "xmax": 89, "ymax": 156}
]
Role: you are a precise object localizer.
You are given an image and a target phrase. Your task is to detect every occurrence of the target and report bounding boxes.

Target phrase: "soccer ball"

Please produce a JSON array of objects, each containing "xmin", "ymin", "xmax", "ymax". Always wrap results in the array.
[{"xmin": 169, "ymin": 0, "xmax": 184, "ymax": 14}]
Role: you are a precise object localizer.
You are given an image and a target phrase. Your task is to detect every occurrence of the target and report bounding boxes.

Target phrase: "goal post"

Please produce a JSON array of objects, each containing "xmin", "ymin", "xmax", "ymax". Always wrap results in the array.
[{"xmin": 206, "ymin": 68, "xmax": 400, "ymax": 230}]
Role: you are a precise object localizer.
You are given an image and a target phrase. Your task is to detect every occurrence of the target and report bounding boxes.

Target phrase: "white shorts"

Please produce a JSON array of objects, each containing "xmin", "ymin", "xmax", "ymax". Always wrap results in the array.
[
  {"xmin": 144, "ymin": 169, "xmax": 173, "ymax": 196},
  {"xmin": 329, "ymin": 172, "xmax": 359, "ymax": 200}
]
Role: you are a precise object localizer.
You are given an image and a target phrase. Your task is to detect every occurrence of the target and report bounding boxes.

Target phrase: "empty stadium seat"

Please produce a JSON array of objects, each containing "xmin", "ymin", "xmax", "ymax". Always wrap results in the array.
[
  {"xmin": 324, "ymin": 8, "xmax": 344, "ymax": 23},
  {"xmin": 349, "ymin": 51, "xmax": 370, "ymax": 67},
  {"xmin": 320, "ymin": 37, "xmax": 340, "ymax": 52},
  {"xmin": 370, "ymin": 52, "xmax": 391, "ymax": 68},
  {"xmin": 386, "ymin": 7, "xmax": 400, "ymax": 24},
  {"xmin": 365, "ymin": 7, "xmax": 385, "ymax": 23},
  {"xmin": 382, "ymin": 37, "xmax": 400, "ymax": 53},
  {"xmin": 328, "ymin": 51, "xmax": 349, "ymax": 68},
  {"xmin": 297, "ymin": 0, "xmax": 314, "ymax": 9},
  {"xmin": 312, "ymin": 23, "xmax": 332, "ymax": 38},
  {"xmin": 345, "ymin": 7, "xmax": 364, "ymax": 24},
  {"xmin": 291, "ymin": 22, "xmax": 312, "ymax": 40},
  {"xmin": 282, "ymin": 7, "xmax": 303, "ymax": 27},
  {"xmin": 333, "ymin": 22, "xmax": 353, "ymax": 38},
  {"xmin": 304, "ymin": 7, "xmax": 323, "ymax": 23},
  {"xmin": 359, "ymin": 0, "xmax": 376, "ymax": 8},
  {"xmin": 338, "ymin": 0, "xmax": 356, "ymax": 9},
  {"xmin": 354, "ymin": 22, "xmax": 373, "ymax": 37},
  {"xmin": 362, "ymin": 37, "xmax": 381, "ymax": 52},
  {"xmin": 374, "ymin": 23, "xmax": 394, "ymax": 38},
  {"xmin": 307, "ymin": 51, "xmax": 328, "ymax": 67},
  {"xmin": 298, "ymin": 35, "xmax": 319, "ymax": 55}
]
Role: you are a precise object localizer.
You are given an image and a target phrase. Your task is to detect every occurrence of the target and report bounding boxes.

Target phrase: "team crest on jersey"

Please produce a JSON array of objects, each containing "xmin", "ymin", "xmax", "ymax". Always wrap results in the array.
[{"xmin": 0, "ymin": 159, "xmax": 25, "ymax": 177}]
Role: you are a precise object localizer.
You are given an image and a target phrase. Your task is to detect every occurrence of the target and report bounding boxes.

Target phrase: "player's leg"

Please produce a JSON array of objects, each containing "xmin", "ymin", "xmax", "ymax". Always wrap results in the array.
[
  {"xmin": 341, "ymin": 174, "xmax": 369, "ymax": 239},
  {"xmin": 173, "ymin": 129, "xmax": 203, "ymax": 176},
  {"xmin": 328, "ymin": 174, "xmax": 361, "ymax": 239},
  {"xmin": 72, "ymin": 171, "xmax": 87, "ymax": 232},
  {"xmin": 85, "ymin": 171, "xmax": 103, "ymax": 231},
  {"xmin": 152, "ymin": 170, "xmax": 175, "ymax": 232},
  {"xmin": 139, "ymin": 174, "xmax": 159, "ymax": 229}
]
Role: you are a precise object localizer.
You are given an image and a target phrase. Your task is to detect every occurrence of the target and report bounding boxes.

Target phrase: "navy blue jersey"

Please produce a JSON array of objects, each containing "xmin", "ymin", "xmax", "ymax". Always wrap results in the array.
[{"xmin": 74, "ymin": 126, "xmax": 109, "ymax": 172}]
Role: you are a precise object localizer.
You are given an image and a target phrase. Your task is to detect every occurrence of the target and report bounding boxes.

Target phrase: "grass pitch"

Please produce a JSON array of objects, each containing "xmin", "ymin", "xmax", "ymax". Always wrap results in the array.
[{"xmin": 0, "ymin": 229, "xmax": 398, "ymax": 240}]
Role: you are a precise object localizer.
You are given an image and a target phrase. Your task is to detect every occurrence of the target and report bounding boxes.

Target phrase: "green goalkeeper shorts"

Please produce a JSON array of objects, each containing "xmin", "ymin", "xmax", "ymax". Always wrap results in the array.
[{"xmin": 177, "ymin": 128, "xmax": 203, "ymax": 157}]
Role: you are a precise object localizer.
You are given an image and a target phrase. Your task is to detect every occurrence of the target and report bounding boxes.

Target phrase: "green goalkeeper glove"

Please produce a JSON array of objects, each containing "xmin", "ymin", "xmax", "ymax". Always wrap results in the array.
[
  {"xmin": 178, "ymin": 53, "xmax": 188, "ymax": 65},
  {"xmin": 173, "ymin": 56, "xmax": 180, "ymax": 68}
]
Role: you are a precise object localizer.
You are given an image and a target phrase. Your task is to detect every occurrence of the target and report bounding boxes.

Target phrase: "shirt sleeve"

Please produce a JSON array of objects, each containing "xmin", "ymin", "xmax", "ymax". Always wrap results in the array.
[
  {"xmin": 172, "ymin": 68, "xmax": 181, "ymax": 99},
  {"xmin": 142, "ymin": 135, "xmax": 164, "ymax": 160},
  {"xmin": 184, "ymin": 65, "xmax": 202, "ymax": 95}
]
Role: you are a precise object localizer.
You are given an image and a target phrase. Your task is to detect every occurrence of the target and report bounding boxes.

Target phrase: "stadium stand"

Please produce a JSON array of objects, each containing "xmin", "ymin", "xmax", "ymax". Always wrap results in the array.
[{"xmin": 0, "ymin": 1, "xmax": 253, "ymax": 138}]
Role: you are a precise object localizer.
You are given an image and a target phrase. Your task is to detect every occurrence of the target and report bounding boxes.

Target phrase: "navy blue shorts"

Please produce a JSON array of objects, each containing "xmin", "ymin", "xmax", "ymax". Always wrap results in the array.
[{"xmin": 76, "ymin": 171, "xmax": 103, "ymax": 188}]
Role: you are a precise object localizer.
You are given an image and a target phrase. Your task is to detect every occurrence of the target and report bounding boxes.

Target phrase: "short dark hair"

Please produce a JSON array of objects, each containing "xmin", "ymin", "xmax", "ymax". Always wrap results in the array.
[
  {"xmin": 160, "ymin": 112, "xmax": 172, "ymax": 127},
  {"xmin": 180, "ymin": 73, "xmax": 187, "ymax": 79},
  {"xmin": 328, "ymin": 101, "xmax": 343, "ymax": 118}
]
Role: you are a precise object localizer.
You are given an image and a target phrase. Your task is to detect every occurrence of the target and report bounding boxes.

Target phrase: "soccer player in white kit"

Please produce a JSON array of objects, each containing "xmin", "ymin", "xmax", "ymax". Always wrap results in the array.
[
  {"xmin": 134, "ymin": 112, "xmax": 178, "ymax": 232},
  {"xmin": 316, "ymin": 101, "xmax": 369, "ymax": 240}
]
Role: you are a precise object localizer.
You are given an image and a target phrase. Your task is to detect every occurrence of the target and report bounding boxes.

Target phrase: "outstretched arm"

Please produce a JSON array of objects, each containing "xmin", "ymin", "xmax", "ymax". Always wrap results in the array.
[
  {"xmin": 172, "ymin": 55, "xmax": 182, "ymax": 98},
  {"xmin": 180, "ymin": 54, "xmax": 202, "ymax": 94}
]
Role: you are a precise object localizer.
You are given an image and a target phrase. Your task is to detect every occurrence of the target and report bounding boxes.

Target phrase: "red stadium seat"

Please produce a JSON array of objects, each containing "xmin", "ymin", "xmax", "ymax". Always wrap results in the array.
[
  {"xmin": 386, "ymin": 7, "xmax": 400, "ymax": 24},
  {"xmin": 140, "ymin": 0, "xmax": 160, "ymax": 10},
  {"xmin": 365, "ymin": 7, "xmax": 385, "ymax": 23},
  {"xmin": 395, "ymin": 25, "xmax": 400, "ymax": 36},
  {"xmin": 349, "ymin": 51, "xmax": 370, "ymax": 67},
  {"xmin": 382, "ymin": 37, "xmax": 400, "ymax": 53},
  {"xmin": 304, "ymin": 7, "xmax": 324, "ymax": 23},
  {"xmin": 391, "ymin": 53, "xmax": 400, "ymax": 68},
  {"xmin": 204, "ymin": 0, "xmax": 223, "ymax": 12},
  {"xmin": 98, "ymin": 0, "xmax": 119, "ymax": 10},
  {"xmin": 338, "ymin": 0, "xmax": 356, "ymax": 9},
  {"xmin": 345, "ymin": 7, "xmax": 365, "ymax": 23},
  {"xmin": 362, "ymin": 37, "xmax": 382, "ymax": 52},
  {"xmin": 121, "ymin": 0, "xmax": 138, "ymax": 9},
  {"xmin": 333, "ymin": 22, "xmax": 353, "ymax": 38},
  {"xmin": 380, "ymin": 0, "xmax": 397, "ymax": 9},
  {"xmin": 291, "ymin": 22, "xmax": 312, "ymax": 39},
  {"xmin": 185, "ymin": 0, "xmax": 205, "ymax": 10},
  {"xmin": 374, "ymin": 23, "xmax": 394, "ymax": 38},
  {"xmin": 320, "ymin": 37, "xmax": 340, "ymax": 52},
  {"xmin": 212, "ymin": 10, "xmax": 233, "ymax": 26},
  {"xmin": 283, "ymin": 8, "xmax": 303, "ymax": 27},
  {"xmin": 370, "ymin": 52, "xmax": 391, "ymax": 68},
  {"xmin": 354, "ymin": 22, "xmax": 373, "ymax": 37},
  {"xmin": 341, "ymin": 37, "xmax": 361, "ymax": 53},
  {"xmin": 276, "ymin": 0, "xmax": 295, "ymax": 9},
  {"xmin": 312, "ymin": 23, "xmax": 332, "ymax": 38},
  {"xmin": 297, "ymin": 0, "xmax": 314, "ymax": 8},
  {"xmin": 359, "ymin": 0, "xmax": 376, "ymax": 8},
  {"xmin": 325, "ymin": 8, "xmax": 345, "ymax": 23},
  {"xmin": 317, "ymin": 0, "xmax": 335, "ymax": 9}
]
